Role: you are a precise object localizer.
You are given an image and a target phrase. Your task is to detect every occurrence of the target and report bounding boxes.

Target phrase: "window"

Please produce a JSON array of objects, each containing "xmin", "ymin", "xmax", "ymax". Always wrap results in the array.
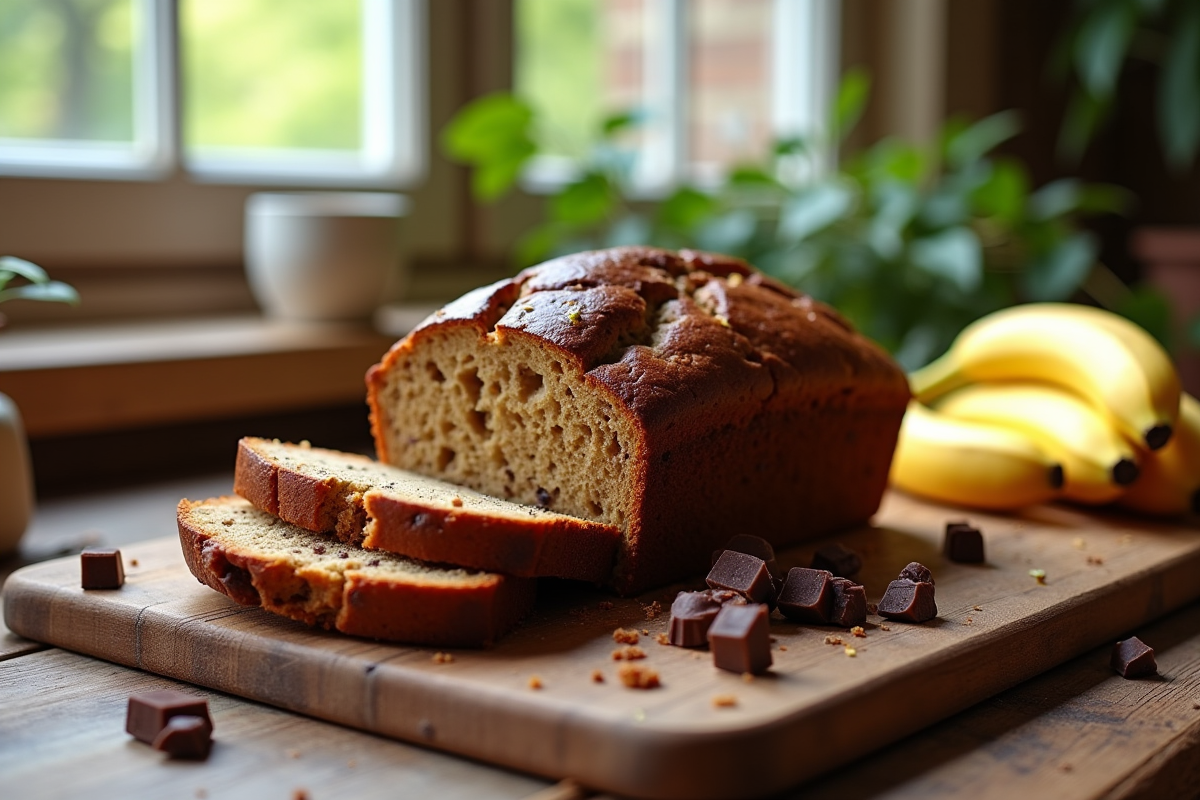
[
  {"xmin": 514, "ymin": 0, "xmax": 839, "ymax": 193},
  {"xmin": 0, "ymin": 0, "xmax": 426, "ymax": 186}
]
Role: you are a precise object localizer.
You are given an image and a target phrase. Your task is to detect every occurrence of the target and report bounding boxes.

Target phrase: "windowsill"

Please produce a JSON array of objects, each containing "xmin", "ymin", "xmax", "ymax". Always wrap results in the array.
[{"xmin": 0, "ymin": 310, "xmax": 436, "ymax": 438}]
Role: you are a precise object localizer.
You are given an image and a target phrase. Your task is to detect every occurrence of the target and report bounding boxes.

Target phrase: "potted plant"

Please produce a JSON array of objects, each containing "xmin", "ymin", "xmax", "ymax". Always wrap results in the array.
[
  {"xmin": 442, "ymin": 71, "xmax": 1128, "ymax": 369},
  {"xmin": 0, "ymin": 257, "xmax": 79, "ymax": 558}
]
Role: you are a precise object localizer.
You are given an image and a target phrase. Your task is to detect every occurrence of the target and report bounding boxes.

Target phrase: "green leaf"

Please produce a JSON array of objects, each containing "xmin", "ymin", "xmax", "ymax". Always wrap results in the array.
[
  {"xmin": 515, "ymin": 222, "xmax": 566, "ymax": 268},
  {"xmin": 1159, "ymin": 1, "xmax": 1200, "ymax": 170},
  {"xmin": 1022, "ymin": 233, "xmax": 1096, "ymax": 301},
  {"xmin": 1117, "ymin": 285, "xmax": 1172, "ymax": 351},
  {"xmin": 0, "ymin": 256, "xmax": 49, "ymax": 285},
  {"xmin": 549, "ymin": 173, "xmax": 614, "ymax": 225},
  {"xmin": 909, "ymin": 227, "xmax": 983, "ymax": 293},
  {"xmin": 657, "ymin": 187, "xmax": 718, "ymax": 231},
  {"xmin": 1074, "ymin": 0, "xmax": 1138, "ymax": 98},
  {"xmin": 970, "ymin": 158, "xmax": 1029, "ymax": 225},
  {"xmin": 778, "ymin": 183, "xmax": 855, "ymax": 242},
  {"xmin": 833, "ymin": 68, "xmax": 870, "ymax": 141},
  {"xmin": 601, "ymin": 111, "xmax": 640, "ymax": 138},
  {"xmin": 473, "ymin": 145, "xmax": 537, "ymax": 201},
  {"xmin": 773, "ymin": 136, "xmax": 809, "ymax": 157},
  {"xmin": 727, "ymin": 166, "xmax": 780, "ymax": 189},
  {"xmin": 1076, "ymin": 183, "xmax": 1133, "ymax": 215},
  {"xmin": 1057, "ymin": 91, "xmax": 1108, "ymax": 165},
  {"xmin": 441, "ymin": 93, "xmax": 538, "ymax": 200},
  {"xmin": 1029, "ymin": 179, "xmax": 1085, "ymax": 221},
  {"xmin": 0, "ymin": 281, "xmax": 80, "ymax": 306},
  {"xmin": 944, "ymin": 111, "xmax": 1022, "ymax": 169}
]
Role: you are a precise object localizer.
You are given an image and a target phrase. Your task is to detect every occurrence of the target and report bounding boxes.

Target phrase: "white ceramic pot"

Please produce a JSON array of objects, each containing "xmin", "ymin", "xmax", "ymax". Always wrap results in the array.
[
  {"xmin": 0, "ymin": 392, "xmax": 34, "ymax": 558},
  {"xmin": 245, "ymin": 192, "xmax": 410, "ymax": 321}
]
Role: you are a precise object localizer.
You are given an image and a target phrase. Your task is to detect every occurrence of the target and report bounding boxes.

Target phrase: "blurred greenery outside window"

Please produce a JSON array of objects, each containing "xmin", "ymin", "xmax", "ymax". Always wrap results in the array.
[{"xmin": 0, "ymin": 0, "xmax": 425, "ymax": 186}]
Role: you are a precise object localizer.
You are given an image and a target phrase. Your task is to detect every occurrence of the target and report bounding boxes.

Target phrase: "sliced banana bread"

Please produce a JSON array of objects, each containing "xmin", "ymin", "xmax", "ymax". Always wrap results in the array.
[
  {"xmin": 234, "ymin": 437, "xmax": 620, "ymax": 582},
  {"xmin": 177, "ymin": 496, "xmax": 536, "ymax": 647}
]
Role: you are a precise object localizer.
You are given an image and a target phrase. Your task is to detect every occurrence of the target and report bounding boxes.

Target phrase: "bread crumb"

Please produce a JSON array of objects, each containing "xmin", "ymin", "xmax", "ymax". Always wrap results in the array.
[
  {"xmin": 617, "ymin": 663, "xmax": 660, "ymax": 689},
  {"xmin": 347, "ymin": 759, "xmax": 357, "ymax": 768},
  {"xmin": 298, "ymin": 440, "xmax": 311, "ymax": 449},
  {"xmin": 964, "ymin": 617, "xmax": 974, "ymax": 625},
  {"xmin": 713, "ymin": 694, "xmax": 738, "ymax": 707},
  {"xmin": 451, "ymin": 497, "xmax": 463, "ymax": 508},
  {"xmin": 727, "ymin": 273, "xmax": 744, "ymax": 287},
  {"xmin": 741, "ymin": 672, "xmax": 755, "ymax": 683},
  {"xmin": 850, "ymin": 626, "xmax": 866, "ymax": 638},
  {"xmin": 293, "ymin": 791, "xmax": 310, "ymax": 800},
  {"xmin": 432, "ymin": 652, "xmax": 455, "ymax": 664},
  {"xmin": 1119, "ymin": 534, "xmax": 1134, "ymax": 546},
  {"xmin": 844, "ymin": 646, "xmax": 857, "ymax": 657},
  {"xmin": 613, "ymin": 627, "xmax": 640, "ymax": 644},
  {"xmin": 973, "ymin": 606, "xmax": 983, "ymax": 611},
  {"xmin": 129, "ymin": 559, "xmax": 139, "ymax": 567},
  {"xmin": 880, "ymin": 624, "xmax": 891, "ymax": 631},
  {"xmin": 522, "ymin": 304, "xmax": 534, "ymax": 312},
  {"xmin": 655, "ymin": 632, "xmax": 670, "ymax": 645},
  {"xmin": 779, "ymin": 645, "xmax": 788, "ymax": 651},
  {"xmin": 1072, "ymin": 537, "xmax": 1086, "ymax": 550},
  {"xmin": 824, "ymin": 635, "xmax": 845, "ymax": 646},
  {"xmin": 195, "ymin": 790, "xmax": 207, "ymax": 799},
  {"xmin": 1059, "ymin": 763, "xmax": 1073, "ymax": 773},
  {"xmin": 287, "ymin": 749, "xmax": 301, "ymax": 759},
  {"xmin": 222, "ymin": 519, "xmax": 234, "ymax": 526},
  {"xmin": 867, "ymin": 603, "xmax": 879, "ymax": 614},
  {"xmin": 612, "ymin": 645, "xmax": 647, "ymax": 661},
  {"xmin": 1029, "ymin": 568, "xmax": 1047, "ymax": 585},
  {"xmin": 642, "ymin": 629, "xmax": 649, "ymax": 636},
  {"xmin": 528, "ymin": 675, "xmax": 543, "ymax": 690},
  {"xmin": 1087, "ymin": 555, "xmax": 1105, "ymax": 565},
  {"xmin": 591, "ymin": 669, "xmax": 604, "ymax": 683},
  {"xmin": 643, "ymin": 601, "xmax": 662, "ymax": 620},
  {"xmin": 598, "ymin": 601, "xmax": 614, "ymax": 610},
  {"xmin": 714, "ymin": 314, "xmax": 731, "ymax": 328}
]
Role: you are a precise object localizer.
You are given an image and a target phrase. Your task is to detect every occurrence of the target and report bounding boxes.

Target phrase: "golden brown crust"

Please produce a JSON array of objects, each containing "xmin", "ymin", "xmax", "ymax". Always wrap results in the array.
[
  {"xmin": 234, "ymin": 438, "xmax": 620, "ymax": 582},
  {"xmin": 367, "ymin": 246, "xmax": 910, "ymax": 594},
  {"xmin": 176, "ymin": 497, "xmax": 536, "ymax": 647}
]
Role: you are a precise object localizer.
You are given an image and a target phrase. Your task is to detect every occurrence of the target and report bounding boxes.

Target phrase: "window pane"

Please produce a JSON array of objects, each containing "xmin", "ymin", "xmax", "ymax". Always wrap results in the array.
[
  {"xmin": 689, "ymin": 0, "xmax": 774, "ymax": 169},
  {"xmin": 182, "ymin": 0, "xmax": 363, "ymax": 153},
  {"xmin": 515, "ymin": 0, "xmax": 646, "ymax": 160},
  {"xmin": 0, "ymin": 0, "xmax": 135, "ymax": 142}
]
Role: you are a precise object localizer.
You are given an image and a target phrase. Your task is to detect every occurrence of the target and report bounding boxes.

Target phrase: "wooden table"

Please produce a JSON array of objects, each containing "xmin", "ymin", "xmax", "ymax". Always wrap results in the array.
[{"xmin": 3, "ymin": 474, "xmax": 1200, "ymax": 799}]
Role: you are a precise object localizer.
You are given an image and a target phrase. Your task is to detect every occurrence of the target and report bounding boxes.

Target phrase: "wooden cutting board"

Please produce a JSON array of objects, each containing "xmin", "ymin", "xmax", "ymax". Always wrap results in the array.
[{"xmin": 5, "ymin": 491, "xmax": 1200, "ymax": 799}]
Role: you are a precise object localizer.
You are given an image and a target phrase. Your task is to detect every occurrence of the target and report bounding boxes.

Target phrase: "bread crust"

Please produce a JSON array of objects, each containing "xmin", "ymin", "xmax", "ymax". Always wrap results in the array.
[
  {"xmin": 177, "ymin": 497, "xmax": 536, "ymax": 647},
  {"xmin": 234, "ymin": 437, "xmax": 620, "ymax": 582},
  {"xmin": 367, "ymin": 247, "xmax": 910, "ymax": 593}
]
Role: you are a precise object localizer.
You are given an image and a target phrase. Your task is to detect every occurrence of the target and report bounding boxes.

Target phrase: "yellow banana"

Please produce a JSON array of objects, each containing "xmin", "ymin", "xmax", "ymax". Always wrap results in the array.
[
  {"xmin": 934, "ymin": 381, "xmax": 1140, "ymax": 505},
  {"xmin": 889, "ymin": 401, "xmax": 1064, "ymax": 510},
  {"xmin": 1120, "ymin": 393, "xmax": 1200, "ymax": 517},
  {"xmin": 910, "ymin": 303, "xmax": 1181, "ymax": 451}
]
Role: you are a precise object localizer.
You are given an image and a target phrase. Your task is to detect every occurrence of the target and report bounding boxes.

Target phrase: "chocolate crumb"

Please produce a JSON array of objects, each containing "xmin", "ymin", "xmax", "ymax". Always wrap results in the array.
[
  {"xmin": 338, "ymin": 552, "xmax": 348, "ymax": 559},
  {"xmin": 368, "ymin": 559, "xmax": 380, "ymax": 567},
  {"xmin": 312, "ymin": 545, "xmax": 326, "ymax": 555}
]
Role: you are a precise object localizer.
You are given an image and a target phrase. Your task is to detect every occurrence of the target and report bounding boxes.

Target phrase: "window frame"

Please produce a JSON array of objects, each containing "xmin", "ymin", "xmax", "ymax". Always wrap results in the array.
[
  {"xmin": 518, "ymin": 0, "xmax": 840, "ymax": 196},
  {"xmin": 0, "ymin": 0, "xmax": 428, "ymax": 188}
]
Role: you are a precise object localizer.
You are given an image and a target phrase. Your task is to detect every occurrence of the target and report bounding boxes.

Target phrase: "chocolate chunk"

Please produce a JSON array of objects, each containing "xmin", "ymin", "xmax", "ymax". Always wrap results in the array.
[
  {"xmin": 152, "ymin": 715, "xmax": 213, "ymax": 759},
  {"xmin": 713, "ymin": 534, "xmax": 780, "ymax": 578},
  {"xmin": 944, "ymin": 523, "xmax": 985, "ymax": 563},
  {"xmin": 707, "ymin": 550, "xmax": 775, "ymax": 605},
  {"xmin": 776, "ymin": 568, "xmax": 833, "ymax": 624},
  {"xmin": 899, "ymin": 561, "xmax": 934, "ymax": 584},
  {"xmin": 878, "ymin": 579, "xmax": 937, "ymax": 623},
  {"xmin": 81, "ymin": 547, "xmax": 125, "ymax": 590},
  {"xmin": 829, "ymin": 577, "xmax": 867, "ymax": 627},
  {"xmin": 1111, "ymin": 636, "xmax": 1157, "ymax": 678},
  {"xmin": 707, "ymin": 603, "xmax": 772, "ymax": 675},
  {"xmin": 126, "ymin": 690, "xmax": 212, "ymax": 745},
  {"xmin": 668, "ymin": 589, "xmax": 745, "ymax": 647},
  {"xmin": 811, "ymin": 543, "xmax": 862, "ymax": 578}
]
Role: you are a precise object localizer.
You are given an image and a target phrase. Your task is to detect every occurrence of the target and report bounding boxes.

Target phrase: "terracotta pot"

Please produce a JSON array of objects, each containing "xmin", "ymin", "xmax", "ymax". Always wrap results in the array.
[
  {"xmin": 0, "ymin": 391, "xmax": 34, "ymax": 558},
  {"xmin": 1133, "ymin": 226, "xmax": 1200, "ymax": 397}
]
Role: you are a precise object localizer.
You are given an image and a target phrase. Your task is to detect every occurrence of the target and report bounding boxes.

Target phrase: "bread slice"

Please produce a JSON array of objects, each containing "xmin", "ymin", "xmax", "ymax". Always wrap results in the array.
[
  {"xmin": 234, "ymin": 437, "xmax": 620, "ymax": 582},
  {"xmin": 177, "ymin": 496, "xmax": 536, "ymax": 647}
]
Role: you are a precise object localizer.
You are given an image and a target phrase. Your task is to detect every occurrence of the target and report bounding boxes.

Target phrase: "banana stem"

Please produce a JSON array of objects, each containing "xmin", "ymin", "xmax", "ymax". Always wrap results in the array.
[{"xmin": 908, "ymin": 354, "xmax": 970, "ymax": 403}]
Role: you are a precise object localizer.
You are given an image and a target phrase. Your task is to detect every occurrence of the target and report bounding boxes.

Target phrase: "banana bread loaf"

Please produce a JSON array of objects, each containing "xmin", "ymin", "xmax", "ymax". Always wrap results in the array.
[
  {"xmin": 177, "ymin": 496, "xmax": 535, "ymax": 646},
  {"xmin": 367, "ymin": 246, "xmax": 910, "ymax": 594},
  {"xmin": 234, "ymin": 436, "xmax": 620, "ymax": 581}
]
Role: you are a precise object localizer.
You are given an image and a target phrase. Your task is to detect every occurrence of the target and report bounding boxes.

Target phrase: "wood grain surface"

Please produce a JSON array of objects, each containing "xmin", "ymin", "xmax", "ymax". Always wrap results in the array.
[{"xmin": 5, "ymin": 491, "xmax": 1200, "ymax": 799}]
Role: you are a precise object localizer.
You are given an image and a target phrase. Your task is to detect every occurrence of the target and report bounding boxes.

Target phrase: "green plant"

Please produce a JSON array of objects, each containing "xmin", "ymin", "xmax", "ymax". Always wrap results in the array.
[
  {"xmin": 442, "ymin": 72, "xmax": 1128, "ymax": 369},
  {"xmin": 1056, "ymin": 0, "xmax": 1200, "ymax": 171},
  {"xmin": 0, "ymin": 256, "xmax": 79, "ymax": 326}
]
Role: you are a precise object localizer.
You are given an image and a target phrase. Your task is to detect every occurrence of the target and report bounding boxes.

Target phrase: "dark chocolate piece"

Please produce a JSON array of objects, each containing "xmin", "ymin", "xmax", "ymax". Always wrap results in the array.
[
  {"xmin": 899, "ymin": 561, "xmax": 934, "ymax": 584},
  {"xmin": 81, "ymin": 547, "xmax": 125, "ymax": 590},
  {"xmin": 811, "ymin": 543, "xmax": 862, "ymax": 578},
  {"xmin": 126, "ymin": 690, "xmax": 212, "ymax": 745},
  {"xmin": 707, "ymin": 550, "xmax": 775, "ymax": 605},
  {"xmin": 707, "ymin": 603, "xmax": 772, "ymax": 675},
  {"xmin": 829, "ymin": 577, "xmax": 867, "ymax": 627},
  {"xmin": 668, "ymin": 590, "xmax": 745, "ymax": 647},
  {"xmin": 712, "ymin": 534, "xmax": 780, "ymax": 578},
  {"xmin": 1111, "ymin": 637, "xmax": 1157, "ymax": 678},
  {"xmin": 878, "ymin": 579, "xmax": 937, "ymax": 623},
  {"xmin": 152, "ymin": 715, "xmax": 213, "ymax": 759},
  {"xmin": 776, "ymin": 568, "xmax": 833, "ymax": 624},
  {"xmin": 943, "ymin": 523, "xmax": 985, "ymax": 563}
]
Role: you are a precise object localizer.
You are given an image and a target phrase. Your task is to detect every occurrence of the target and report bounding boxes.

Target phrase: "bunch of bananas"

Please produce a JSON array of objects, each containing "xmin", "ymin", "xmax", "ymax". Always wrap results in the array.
[{"xmin": 890, "ymin": 303, "xmax": 1200, "ymax": 516}]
